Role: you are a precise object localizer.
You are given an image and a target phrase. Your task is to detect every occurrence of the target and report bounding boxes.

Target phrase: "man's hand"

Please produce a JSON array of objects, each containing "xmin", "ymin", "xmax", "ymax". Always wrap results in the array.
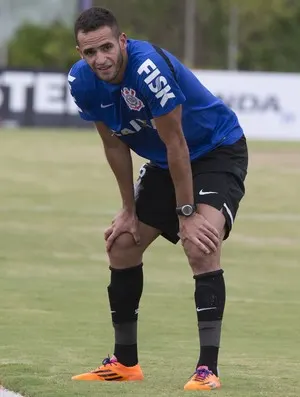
[
  {"xmin": 179, "ymin": 213, "xmax": 220, "ymax": 255},
  {"xmin": 104, "ymin": 209, "xmax": 140, "ymax": 252}
]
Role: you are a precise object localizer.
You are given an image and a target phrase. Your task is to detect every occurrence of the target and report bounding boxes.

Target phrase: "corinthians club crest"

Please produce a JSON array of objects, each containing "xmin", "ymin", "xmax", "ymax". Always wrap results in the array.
[{"xmin": 121, "ymin": 87, "xmax": 145, "ymax": 111}]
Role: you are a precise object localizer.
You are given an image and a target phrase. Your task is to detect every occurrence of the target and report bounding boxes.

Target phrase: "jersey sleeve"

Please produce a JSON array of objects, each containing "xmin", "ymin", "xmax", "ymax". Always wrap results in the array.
[
  {"xmin": 135, "ymin": 52, "xmax": 186, "ymax": 117},
  {"xmin": 68, "ymin": 68, "xmax": 102, "ymax": 122},
  {"xmin": 70, "ymin": 91, "xmax": 96, "ymax": 121}
]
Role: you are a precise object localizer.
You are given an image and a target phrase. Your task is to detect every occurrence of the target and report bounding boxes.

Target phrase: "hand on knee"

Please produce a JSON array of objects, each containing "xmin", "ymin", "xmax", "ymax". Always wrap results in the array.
[
  {"xmin": 108, "ymin": 233, "xmax": 142, "ymax": 269},
  {"xmin": 183, "ymin": 240, "xmax": 220, "ymax": 275}
]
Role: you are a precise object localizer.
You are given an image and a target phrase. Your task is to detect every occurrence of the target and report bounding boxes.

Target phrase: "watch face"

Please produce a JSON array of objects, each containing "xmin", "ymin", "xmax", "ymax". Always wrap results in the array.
[{"xmin": 182, "ymin": 205, "xmax": 193, "ymax": 216}]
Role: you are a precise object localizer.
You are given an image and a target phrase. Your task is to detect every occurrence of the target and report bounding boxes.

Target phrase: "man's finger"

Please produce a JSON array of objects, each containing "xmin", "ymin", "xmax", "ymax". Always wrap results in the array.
[
  {"xmin": 203, "ymin": 222, "xmax": 220, "ymax": 239},
  {"xmin": 203, "ymin": 228, "xmax": 220, "ymax": 248},
  {"xmin": 132, "ymin": 231, "xmax": 141, "ymax": 245},
  {"xmin": 197, "ymin": 233, "xmax": 218, "ymax": 252},
  {"xmin": 106, "ymin": 231, "xmax": 119, "ymax": 252},
  {"xmin": 190, "ymin": 237, "xmax": 211, "ymax": 255},
  {"xmin": 104, "ymin": 226, "xmax": 113, "ymax": 241}
]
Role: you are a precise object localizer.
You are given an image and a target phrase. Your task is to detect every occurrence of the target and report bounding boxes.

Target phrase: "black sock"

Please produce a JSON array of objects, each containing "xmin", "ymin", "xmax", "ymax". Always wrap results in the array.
[
  {"xmin": 107, "ymin": 263, "xmax": 143, "ymax": 366},
  {"xmin": 194, "ymin": 269, "xmax": 226, "ymax": 376}
]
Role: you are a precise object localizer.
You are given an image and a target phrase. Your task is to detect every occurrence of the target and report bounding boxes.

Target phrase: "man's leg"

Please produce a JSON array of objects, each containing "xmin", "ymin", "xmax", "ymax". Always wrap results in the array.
[
  {"xmin": 107, "ymin": 222, "xmax": 160, "ymax": 367},
  {"xmin": 183, "ymin": 204, "xmax": 226, "ymax": 391},
  {"xmin": 72, "ymin": 221, "xmax": 160, "ymax": 381}
]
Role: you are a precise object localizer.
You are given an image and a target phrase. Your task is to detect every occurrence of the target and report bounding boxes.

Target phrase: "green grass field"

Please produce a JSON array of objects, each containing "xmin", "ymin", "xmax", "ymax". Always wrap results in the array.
[{"xmin": 0, "ymin": 129, "xmax": 300, "ymax": 397}]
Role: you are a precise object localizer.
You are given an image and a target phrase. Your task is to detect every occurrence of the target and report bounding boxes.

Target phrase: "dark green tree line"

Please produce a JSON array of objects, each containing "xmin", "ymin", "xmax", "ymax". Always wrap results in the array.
[{"xmin": 7, "ymin": 0, "xmax": 300, "ymax": 72}]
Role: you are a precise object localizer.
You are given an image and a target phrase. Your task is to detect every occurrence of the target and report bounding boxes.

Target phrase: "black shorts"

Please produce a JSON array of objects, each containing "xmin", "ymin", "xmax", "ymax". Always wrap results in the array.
[{"xmin": 135, "ymin": 135, "xmax": 248, "ymax": 244}]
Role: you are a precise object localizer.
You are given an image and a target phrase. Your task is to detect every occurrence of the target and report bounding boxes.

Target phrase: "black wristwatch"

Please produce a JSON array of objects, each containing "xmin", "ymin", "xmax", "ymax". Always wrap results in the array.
[{"xmin": 176, "ymin": 204, "xmax": 196, "ymax": 217}]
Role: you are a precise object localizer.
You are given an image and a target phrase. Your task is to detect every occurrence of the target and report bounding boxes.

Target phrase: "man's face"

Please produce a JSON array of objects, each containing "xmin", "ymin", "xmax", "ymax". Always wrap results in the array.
[{"xmin": 77, "ymin": 26, "xmax": 127, "ymax": 83}]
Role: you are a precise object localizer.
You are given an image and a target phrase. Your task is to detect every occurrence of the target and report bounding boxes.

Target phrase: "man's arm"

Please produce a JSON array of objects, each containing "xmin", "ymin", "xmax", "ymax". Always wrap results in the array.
[
  {"xmin": 154, "ymin": 105, "xmax": 219, "ymax": 253},
  {"xmin": 154, "ymin": 105, "xmax": 193, "ymax": 206},
  {"xmin": 135, "ymin": 54, "xmax": 219, "ymax": 252},
  {"xmin": 95, "ymin": 122, "xmax": 135, "ymax": 213}
]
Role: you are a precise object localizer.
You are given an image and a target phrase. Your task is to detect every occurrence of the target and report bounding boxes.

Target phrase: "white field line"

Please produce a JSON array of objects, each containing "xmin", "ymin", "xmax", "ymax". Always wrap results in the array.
[
  {"xmin": 1, "ymin": 221, "xmax": 299, "ymax": 247},
  {"xmin": 0, "ymin": 222, "xmax": 106, "ymax": 234},
  {"xmin": 1, "ymin": 205, "xmax": 300, "ymax": 221},
  {"xmin": 228, "ymin": 297, "xmax": 300, "ymax": 305},
  {"xmin": 239, "ymin": 213, "xmax": 300, "ymax": 222},
  {"xmin": 230, "ymin": 233, "xmax": 299, "ymax": 247}
]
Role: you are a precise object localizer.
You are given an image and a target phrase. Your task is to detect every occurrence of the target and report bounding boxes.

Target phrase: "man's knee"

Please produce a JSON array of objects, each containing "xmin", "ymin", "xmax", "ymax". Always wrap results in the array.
[
  {"xmin": 183, "ymin": 241, "xmax": 221, "ymax": 274},
  {"xmin": 108, "ymin": 233, "xmax": 142, "ymax": 269}
]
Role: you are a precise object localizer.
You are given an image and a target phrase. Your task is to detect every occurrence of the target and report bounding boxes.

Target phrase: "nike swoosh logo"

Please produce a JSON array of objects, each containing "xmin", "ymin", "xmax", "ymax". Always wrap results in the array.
[
  {"xmin": 199, "ymin": 189, "xmax": 218, "ymax": 195},
  {"xmin": 196, "ymin": 307, "xmax": 217, "ymax": 312},
  {"xmin": 101, "ymin": 103, "xmax": 114, "ymax": 108}
]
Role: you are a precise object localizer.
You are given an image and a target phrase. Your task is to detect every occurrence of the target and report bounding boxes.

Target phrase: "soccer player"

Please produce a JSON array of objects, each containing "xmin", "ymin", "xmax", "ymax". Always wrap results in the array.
[{"xmin": 69, "ymin": 7, "xmax": 248, "ymax": 391}]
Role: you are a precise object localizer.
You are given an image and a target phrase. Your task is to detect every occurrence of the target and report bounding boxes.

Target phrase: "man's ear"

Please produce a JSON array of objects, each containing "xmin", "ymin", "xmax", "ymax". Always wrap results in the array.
[
  {"xmin": 119, "ymin": 33, "xmax": 127, "ymax": 50},
  {"xmin": 76, "ymin": 45, "xmax": 84, "ymax": 59}
]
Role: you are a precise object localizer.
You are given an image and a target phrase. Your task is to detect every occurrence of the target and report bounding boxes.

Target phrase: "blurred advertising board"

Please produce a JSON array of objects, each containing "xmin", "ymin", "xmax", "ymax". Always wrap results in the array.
[
  {"xmin": 0, "ymin": 68, "xmax": 85, "ymax": 128},
  {"xmin": 1, "ymin": 68, "xmax": 300, "ymax": 140},
  {"xmin": 194, "ymin": 70, "xmax": 300, "ymax": 141}
]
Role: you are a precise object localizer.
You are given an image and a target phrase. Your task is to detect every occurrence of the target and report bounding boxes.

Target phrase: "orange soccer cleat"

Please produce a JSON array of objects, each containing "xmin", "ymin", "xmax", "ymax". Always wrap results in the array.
[
  {"xmin": 184, "ymin": 365, "xmax": 221, "ymax": 391},
  {"xmin": 71, "ymin": 355, "xmax": 144, "ymax": 382}
]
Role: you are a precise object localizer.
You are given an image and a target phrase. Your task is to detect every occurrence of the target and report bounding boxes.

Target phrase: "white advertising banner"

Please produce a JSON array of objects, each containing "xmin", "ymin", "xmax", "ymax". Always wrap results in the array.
[
  {"xmin": 193, "ymin": 70, "xmax": 300, "ymax": 140},
  {"xmin": 0, "ymin": 69, "xmax": 84, "ymax": 127},
  {"xmin": 1, "ymin": 68, "xmax": 300, "ymax": 138}
]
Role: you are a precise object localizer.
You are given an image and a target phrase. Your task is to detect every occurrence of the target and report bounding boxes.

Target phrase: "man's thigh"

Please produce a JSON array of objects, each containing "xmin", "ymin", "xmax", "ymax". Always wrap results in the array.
[
  {"xmin": 193, "ymin": 171, "xmax": 245, "ymax": 240},
  {"xmin": 135, "ymin": 163, "xmax": 178, "ymax": 243},
  {"xmin": 135, "ymin": 137, "xmax": 248, "ymax": 244},
  {"xmin": 135, "ymin": 169, "xmax": 246, "ymax": 244},
  {"xmin": 192, "ymin": 137, "xmax": 248, "ymax": 240}
]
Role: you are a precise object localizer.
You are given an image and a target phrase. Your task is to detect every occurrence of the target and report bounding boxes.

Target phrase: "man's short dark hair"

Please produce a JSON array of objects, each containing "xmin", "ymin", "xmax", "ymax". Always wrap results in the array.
[{"xmin": 74, "ymin": 7, "xmax": 120, "ymax": 43}]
